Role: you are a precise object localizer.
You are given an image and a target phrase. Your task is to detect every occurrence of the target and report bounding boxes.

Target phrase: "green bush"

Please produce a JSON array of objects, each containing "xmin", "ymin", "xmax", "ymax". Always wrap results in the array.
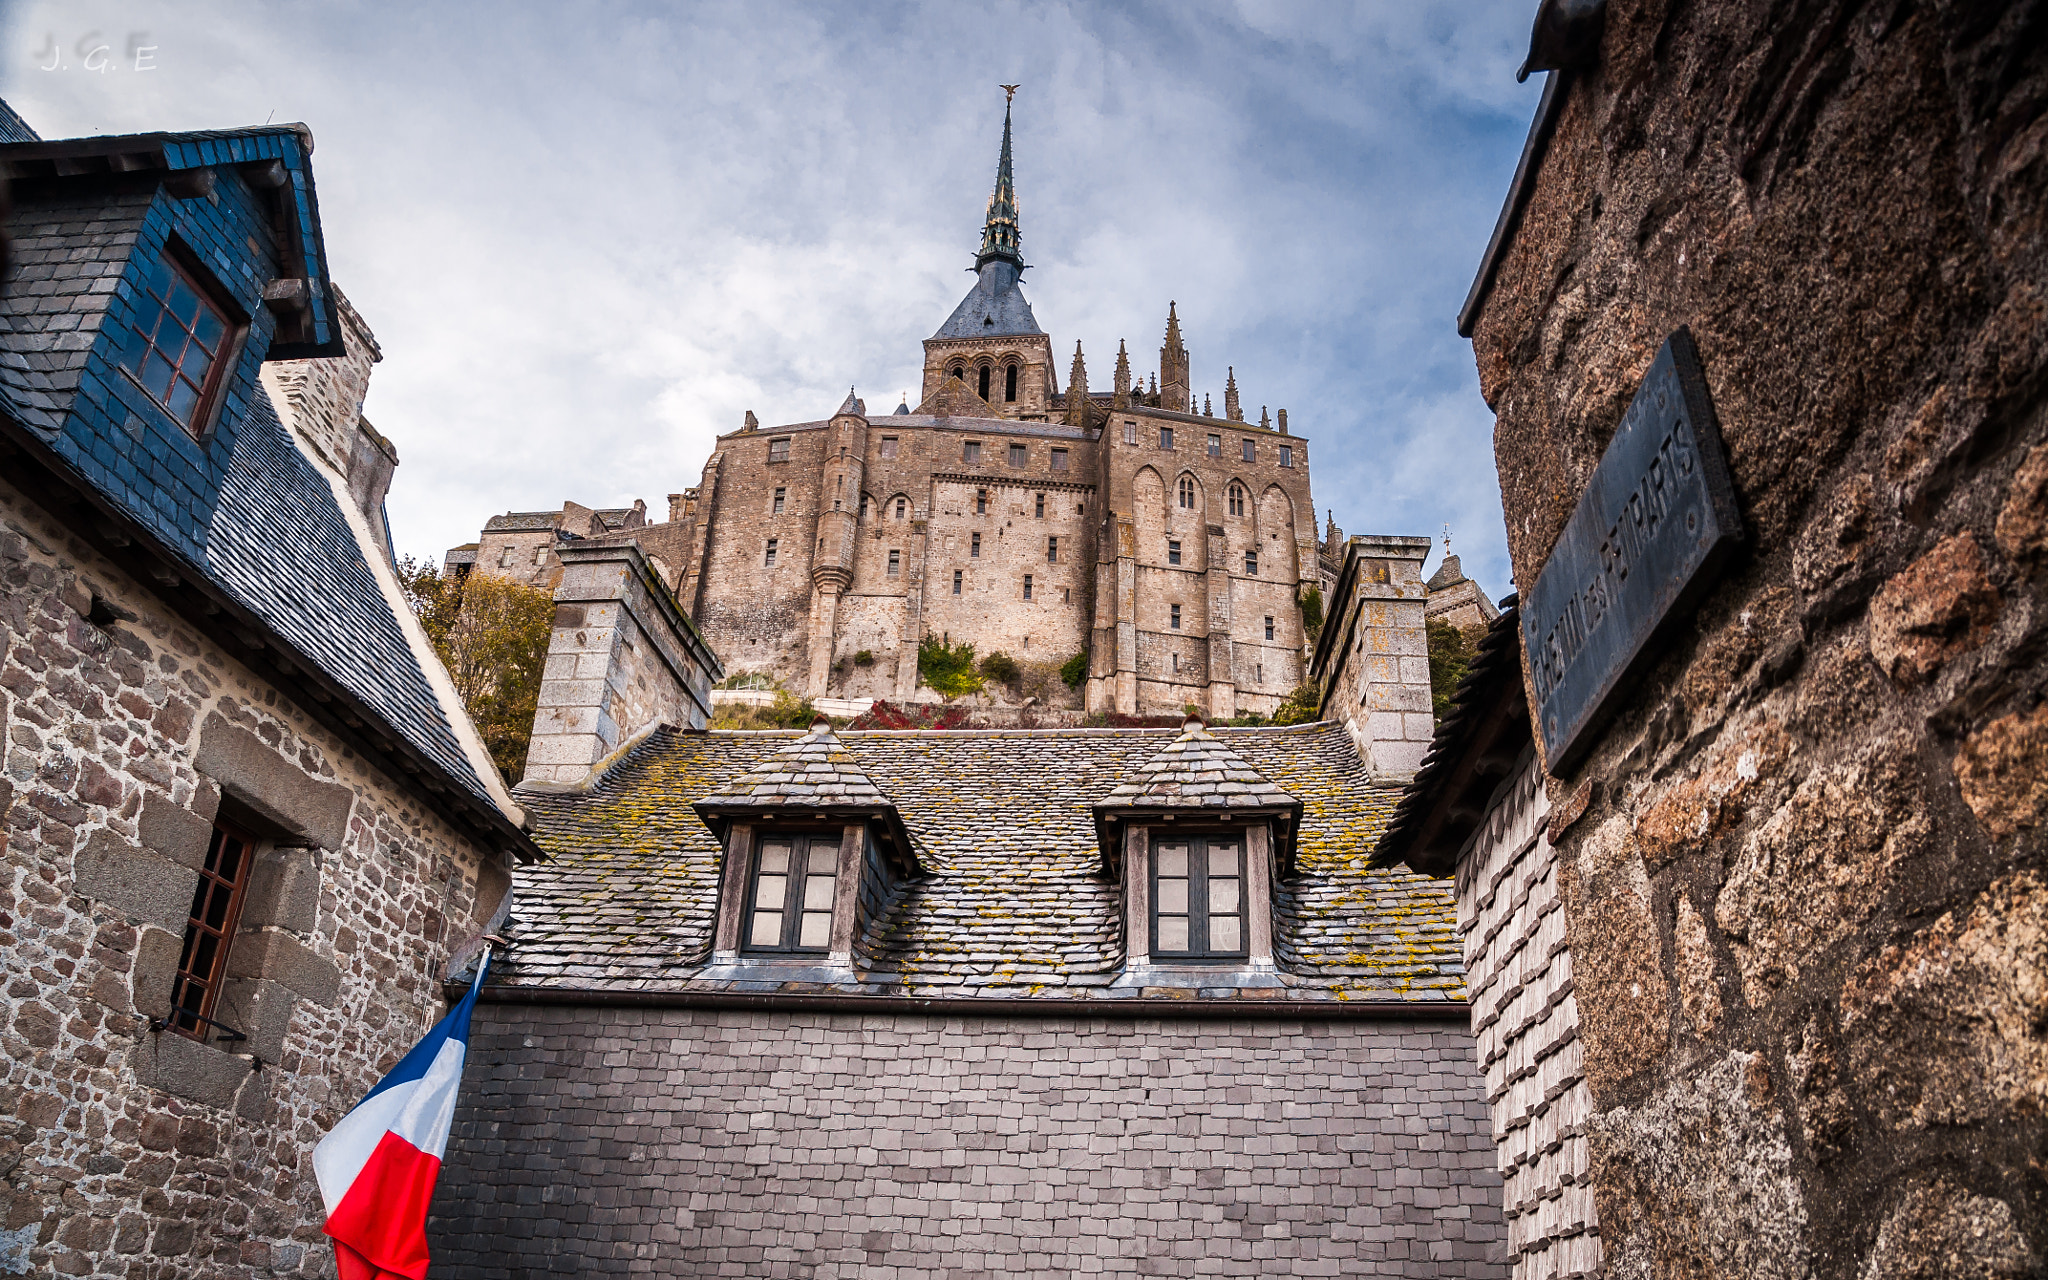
[
  {"xmin": 1427, "ymin": 620, "xmax": 1477, "ymax": 720},
  {"xmin": 1059, "ymin": 651, "xmax": 1089, "ymax": 689},
  {"xmin": 853, "ymin": 649, "xmax": 875, "ymax": 667},
  {"xmin": 1297, "ymin": 586, "xmax": 1325, "ymax": 644},
  {"xmin": 710, "ymin": 688, "xmax": 823, "ymax": 730},
  {"xmin": 979, "ymin": 650, "xmax": 1021, "ymax": 687},
  {"xmin": 918, "ymin": 635, "xmax": 984, "ymax": 699},
  {"xmin": 1272, "ymin": 682, "xmax": 1322, "ymax": 726}
]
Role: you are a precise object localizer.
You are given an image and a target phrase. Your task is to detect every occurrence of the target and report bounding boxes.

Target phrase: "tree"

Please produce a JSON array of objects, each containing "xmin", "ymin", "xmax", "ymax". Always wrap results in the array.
[
  {"xmin": 1427, "ymin": 619, "xmax": 1477, "ymax": 721},
  {"xmin": 396, "ymin": 558, "xmax": 555, "ymax": 785},
  {"xmin": 1272, "ymin": 682, "xmax": 1322, "ymax": 726}
]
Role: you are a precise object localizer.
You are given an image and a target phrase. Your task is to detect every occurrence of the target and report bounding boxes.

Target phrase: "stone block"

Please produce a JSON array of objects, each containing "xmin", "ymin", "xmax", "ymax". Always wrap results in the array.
[
  {"xmin": 73, "ymin": 829, "xmax": 199, "ymax": 931},
  {"xmin": 213, "ymin": 977, "xmax": 297, "ymax": 1064},
  {"xmin": 193, "ymin": 714, "xmax": 354, "ymax": 848},
  {"xmin": 131, "ymin": 926, "xmax": 183, "ymax": 1020},
  {"xmin": 226, "ymin": 927, "xmax": 341, "ymax": 1006},
  {"xmin": 137, "ymin": 791, "xmax": 213, "ymax": 871},
  {"xmin": 535, "ymin": 678, "xmax": 608, "ymax": 709},
  {"xmin": 240, "ymin": 845, "xmax": 321, "ymax": 933},
  {"xmin": 130, "ymin": 1030, "xmax": 253, "ymax": 1109}
]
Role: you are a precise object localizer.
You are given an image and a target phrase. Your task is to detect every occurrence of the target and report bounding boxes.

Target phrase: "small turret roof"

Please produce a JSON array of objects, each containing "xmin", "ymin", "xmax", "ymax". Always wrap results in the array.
[
  {"xmin": 836, "ymin": 389, "xmax": 866, "ymax": 417},
  {"xmin": 1097, "ymin": 719, "xmax": 1299, "ymax": 813},
  {"xmin": 695, "ymin": 723, "xmax": 891, "ymax": 812}
]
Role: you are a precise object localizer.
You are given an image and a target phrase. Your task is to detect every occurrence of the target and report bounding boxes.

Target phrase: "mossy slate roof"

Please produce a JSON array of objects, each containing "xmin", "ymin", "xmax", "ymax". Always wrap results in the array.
[{"xmin": 505, "ymin": 721, "xmax": 1465, "ymax": 1002}]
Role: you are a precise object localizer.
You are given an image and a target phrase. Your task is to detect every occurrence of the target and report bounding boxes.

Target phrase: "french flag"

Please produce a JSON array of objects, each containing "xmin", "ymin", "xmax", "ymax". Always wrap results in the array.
[{"xmin": 314, "ymin": 953, "xmax": 489, "ymax": 1280}]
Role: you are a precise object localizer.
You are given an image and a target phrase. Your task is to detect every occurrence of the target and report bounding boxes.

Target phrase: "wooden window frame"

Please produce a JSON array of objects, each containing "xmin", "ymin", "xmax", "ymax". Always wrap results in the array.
[
  {"xmin": 1035, "ymin": 493, "xmax": 1045, "ymax": 517},
  {"xmin": 1123, "ymin": 421, "xmax": 1138, "ymax": 445},
  {"xmin": 1008, "ymin": 442, "xmax": 1028, "ymax": 468},
  {"xmin": 167, "ymin": 820, "xmax": 258, "ymax": 1040},
  {"xmin": 880, "ymin": 435, "xmax": 899, "ymax": 458},
  {"xmin": 1207, "ymin": 434, "xmax": 1222, "ymax": 457},
  {"xmin": 773, "ymin": 487, "xmax": 786, "ymax": 514},
  {"xmin": 1170, "ymin": 603, "xmax": 1182, "ymax": 629},
  {"xmin": 1279, "ymin": 445, "xmax": 1294, "ymax": 468},
  {"xmin": 1167, "ymin": 539, "xmax": 1182, "ymax": 566},
  {"xmin": 740, "ymin": 830, "xmax": 842, "ymax": 955},
  {"xmin": 963, "ymin": 440, "xmax": 982, "ymax": 464},
  {"xmin": 768, "ymin": 437, "xmax": 791, "ymax": 463},
  {"xmin": 764, "ymin": 538, "xmax": 779, "ymax": 567},
  {"xmin": 887, "ymin": 549, "xmax": 901, "ymax": 577},
  {"xmin": 1047, "ymin": 536, "xmax": 1058, "ymax": 563},
  {"xmin": 1148, "ymin": 833, "xmax": 1250, "ymax": 962},
  {"xmin": 1241, "ymin": 438, "xmax": 1256, "ymax": 463},
  {"xmin": 971, "ymin": 532, "xmax": 981, "ymax": 558},
  {"xmin": 117, "ymin": 243, "xmax": 244, "ymax": 441},
  {"xmin": 1050, "ymin": 447, "xmax": 1068, "ymax": 472},
  {"xmin": 1244, "ymin": 550, "xmax": 1258, "ymax": 576},
  {"xmin": 1159, "ymin": 427, "xmax": 1174, "ymax": 450},
  {"xmin": 952, "ymin": 569, "xmax": 962, "ymax": 595}
]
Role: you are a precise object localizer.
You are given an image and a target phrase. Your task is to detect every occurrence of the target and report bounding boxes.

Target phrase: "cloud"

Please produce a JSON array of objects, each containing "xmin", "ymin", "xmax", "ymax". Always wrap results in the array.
[{"xmin": 1, "ymin": 0, "xmax": 1540, "ymax": 602}]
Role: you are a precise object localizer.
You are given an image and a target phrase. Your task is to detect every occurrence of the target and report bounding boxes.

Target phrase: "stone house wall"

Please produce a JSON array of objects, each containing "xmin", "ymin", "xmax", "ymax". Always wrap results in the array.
[
  {"xmin": 1456, "ymin": 752, "xmax": 1601, "ymax": 1280},
  {"xmin": 1311, "ymin": 536, "xmax": 1434, "ymax": 778},
  {"xmin": 0, "ymin": 476, "xmax": 503, "ymax": 1277},
  {"xmin": 427, "ymin": 1003, "xmax": 1509, "ymax": 1279},
  {"xmin": 1467, "ymin": 4, "xmax": 2048, "ymax": 1275}
]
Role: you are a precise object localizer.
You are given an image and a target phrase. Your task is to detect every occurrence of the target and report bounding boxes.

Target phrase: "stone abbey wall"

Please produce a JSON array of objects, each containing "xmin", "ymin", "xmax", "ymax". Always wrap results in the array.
[
  {"xmin": 0, "ymin": 476, "xmax": 503, "ymax": 1278},
  {"xmin": 428, "ymin": 1003, "xmax": 1509, "ymax": 1279},
  {"xmin": 681, "ymin": 401, "xmax": 1322, "ymax": 718},
  {"xmin": 1469, "ymin": 4, "xmax": 2048, "ymax": 1276}
]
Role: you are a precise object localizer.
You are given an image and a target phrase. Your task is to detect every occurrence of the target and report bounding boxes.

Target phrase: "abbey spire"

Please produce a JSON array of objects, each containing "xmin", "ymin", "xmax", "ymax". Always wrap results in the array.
[
  {"xmin": 1160, "ymin": 302, "xmax": 1190, "ymax": 413},
  {"xmin": 977, "ymin": 91, "xmax": 1024, "ymax": 271}
]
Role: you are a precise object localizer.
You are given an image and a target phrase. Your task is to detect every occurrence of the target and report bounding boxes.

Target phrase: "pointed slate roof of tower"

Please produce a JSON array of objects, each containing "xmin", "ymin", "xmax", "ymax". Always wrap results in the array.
[
  {"xmin": 836, "ymin": 388, "xmax": 866, "ymax": 417},
  {"xmin": 933, "ymin": 96, "xmax": 1041, "ymax": 340}
]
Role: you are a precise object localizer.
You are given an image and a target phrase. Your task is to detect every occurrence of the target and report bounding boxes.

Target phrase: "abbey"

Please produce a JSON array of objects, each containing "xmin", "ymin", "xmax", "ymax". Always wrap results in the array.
[{"xmin": 668, "ymin": 101, "xmax": 1327, "ymax": 719}]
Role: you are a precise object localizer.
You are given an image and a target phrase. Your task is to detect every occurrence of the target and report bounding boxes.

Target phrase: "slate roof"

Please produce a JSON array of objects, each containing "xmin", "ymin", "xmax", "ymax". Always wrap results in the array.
[
  {"xmin": 0, "ymin": 117, "xmax": 508, "ymax": 826},
  {"xmin": 503, "ymin": 722, "xmax": 1464, "ymax": 1002},
  {"xmin": 483, "ymin": 511, "xmax": 560, "ymax": 533},
  {"xmin": 695, "ymin": 724, "xmax": 891, "ymax": 811},
  {"xmin": 1098, "ymin": 721, "xmax": 1298, "ymax": 812},
  {"xmin": 932, "ymin": 259, "xmax": 1043, "ymax": 339}
]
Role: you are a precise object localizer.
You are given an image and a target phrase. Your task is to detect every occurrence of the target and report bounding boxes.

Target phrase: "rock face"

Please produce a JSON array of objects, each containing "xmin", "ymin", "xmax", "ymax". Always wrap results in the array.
[{"xmin": 1466, "ymin": 2, "xmax": 2047, "ymax": 1274}]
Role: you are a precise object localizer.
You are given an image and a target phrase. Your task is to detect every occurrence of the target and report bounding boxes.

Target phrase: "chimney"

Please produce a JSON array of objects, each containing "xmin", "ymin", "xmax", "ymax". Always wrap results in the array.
[{"xmin": 524, "ymin": 541, "xmax": 724, "ymax": 784}]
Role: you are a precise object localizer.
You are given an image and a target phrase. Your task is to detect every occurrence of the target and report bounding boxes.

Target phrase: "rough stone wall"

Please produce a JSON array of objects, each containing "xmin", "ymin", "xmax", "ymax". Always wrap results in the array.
[
  {"xmin": 1457, "ymin": 753, "xmax": 1601, "ymax": 1280},
  {"xmin": 267, "ymin": 287, "xmax": 383, "ymax": 489},
  {"xmin": 428, "ymin": 1004, "xmax": 1509, "ymax": 1279},
  {"xmin": 1469, "ymin": 5, "xmax": 2048, "ymax": 1276},
  {"xmin": 1316, "ymin": 537, "xmax": 1434, "ymax": 777},
  {"xmin": 0, "ymin": 476, "xmax": 498, "ymax": 1278}
]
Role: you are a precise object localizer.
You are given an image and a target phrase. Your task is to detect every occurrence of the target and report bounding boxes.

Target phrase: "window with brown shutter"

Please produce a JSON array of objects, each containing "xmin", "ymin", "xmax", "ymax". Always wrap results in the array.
[
  {"xmin": 1150, "ymin": 835, "xmax": 1248, "ymax": 960},
  {"xmin": 743, "ymin": 833, "xmax": 839, "ymax": 953}
]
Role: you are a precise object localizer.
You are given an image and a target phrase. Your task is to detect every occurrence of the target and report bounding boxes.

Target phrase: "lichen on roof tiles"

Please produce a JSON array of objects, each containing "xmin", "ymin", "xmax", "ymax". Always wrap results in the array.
[{"xmin": 504, "ymin": 722, "xmax": 1465, "ymax": 1002}]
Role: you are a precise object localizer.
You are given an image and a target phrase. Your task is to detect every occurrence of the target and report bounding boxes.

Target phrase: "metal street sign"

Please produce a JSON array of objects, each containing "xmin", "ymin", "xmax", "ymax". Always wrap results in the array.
[{"xmin": 1522, "ymin": 327, "xmax": 1743, "ymax": 773}]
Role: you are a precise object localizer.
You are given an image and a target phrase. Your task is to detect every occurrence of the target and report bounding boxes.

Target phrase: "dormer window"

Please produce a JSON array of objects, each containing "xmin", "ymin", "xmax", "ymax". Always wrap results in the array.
[
  {"xmin": 1151, "ymin": 836, "xmax": 1248, "ymax": 959},
  {"xmin": 743, "ymin": 833, "xmax": 840, "ymax": 953},
  {"xmin": 119, "ymin": 252, "xmax": 237, "ymax": 438}
]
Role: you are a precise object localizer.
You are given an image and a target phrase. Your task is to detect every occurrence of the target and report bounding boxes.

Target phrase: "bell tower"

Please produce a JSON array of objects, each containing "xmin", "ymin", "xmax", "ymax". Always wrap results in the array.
[{"xmin": 918, "ymin": 88, "xmax": 1056, "ymax": 421}]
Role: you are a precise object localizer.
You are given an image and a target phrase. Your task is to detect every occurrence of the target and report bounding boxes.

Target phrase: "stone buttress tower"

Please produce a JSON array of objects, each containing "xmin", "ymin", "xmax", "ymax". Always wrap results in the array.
[
  {"xmin": 1160, "ymin": 303, "xmax": 1190, "ymax": 414},
  {"xmin": 807, "ymin": 391, "xmax": 868, "ymax": 693}
]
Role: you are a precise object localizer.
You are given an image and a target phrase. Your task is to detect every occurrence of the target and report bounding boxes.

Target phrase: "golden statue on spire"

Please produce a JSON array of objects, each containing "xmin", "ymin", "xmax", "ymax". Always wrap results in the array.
[{"xmin": 1000, "ymin": 84, "xmax": 1020, "ymax": 103}]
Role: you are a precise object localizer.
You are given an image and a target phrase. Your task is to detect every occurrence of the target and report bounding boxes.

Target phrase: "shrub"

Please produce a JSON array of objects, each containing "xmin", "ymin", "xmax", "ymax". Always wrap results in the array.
[
  {"xmin": 1272, "ymin": 682, "xmax": 1322, "ymax": 726},
  {"xmin": 853, "ymin": 649, "xmax": 875, "ymax": 667},
  {"xmin": 711, "ymin": 688, "xmax": 824, "ymax": 730},
  {"xmin": 1297, "ymin": 586, "xmax": 1325, "ymax": 644},
  {"xmin": 1427, "ymin": 619, "xmax": 1477, "ymax": 720},
  {"xmin": 917, "ymin": 635, "xmax": 984, "ymax": 699},
  {"xmin": 1223, "ymin": 711, "xmax": 1268, "ymax": 727},
  {"xmin": 979, "ymin": 650, "xmax": 1021, "ymax": 687},
  {"xmin": 1060, "ymin": 651, "xmax": 1088, "ymax": 689}
]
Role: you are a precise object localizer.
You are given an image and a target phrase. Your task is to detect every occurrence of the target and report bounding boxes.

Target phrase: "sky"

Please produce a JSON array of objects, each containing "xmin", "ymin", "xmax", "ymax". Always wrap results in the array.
[{"xmin": 1, "ymin": 0, "xmax": 1541, "ymax": 602}]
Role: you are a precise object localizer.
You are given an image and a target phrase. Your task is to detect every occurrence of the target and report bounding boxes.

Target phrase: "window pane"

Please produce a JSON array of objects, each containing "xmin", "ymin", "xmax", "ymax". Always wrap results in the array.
[
  {"xmin": 145, "ymin": 258, "xmax": 173, "ymax": 298},
  {"xmin": 143, "ymin": 351, "xmax": 178, "ymax": 399},
  {"xmin": 803, "ymin": 870, "xmax": 836, "ymax": 910},
  {"xmin": 798, "ymin": 910, "xmax": 831, "ymax": 948},
  {"xmin": 1156, "ymin": 844, "xmax": 1187, "ymax": 876},
  {"xmin": 182, "ymin": 343, "xmax": 215, "ymax": 387},
  {"xmin": 1209, "ymin": 844, "xmax": 1240, "ymax": 876},
  {"xmin": 754, "ymin": 873, "xmax": 786, "ymax": 910},
  {"xmin": 1158, "ymin": 917, "xmax": 1190, "ymax": 951},
  {"xmin": 1157, "ymin": 878, "xmax": 1189, "ymax": 913},
  {"xmin": 191, "ymin": 307, "xmax": 226, "ymax": 352},
  {"xmin": 189, "ymin": 931, "xmax": 219, "ymax": 978},
  {"xmin": 1210, "ymin": 917, "xmax": 1242, "ymax": 952},
  {"xmin": 1209, "ymin": 877, "xmax": 1240, "ymax": 914},
  {"xmin": 749, "ymin": 910, "xmax": 783, "ymax": 946},
  {"xmin": 166, "ymin": 377, "xmax": 200, "ymax": 424},
  {"xmin": 167, "ymin": 281, "xmax": 201, "ymax": 325},
  {"xmin": 758, "ymin": 842, "xmax": 790, "ymax": 873}
]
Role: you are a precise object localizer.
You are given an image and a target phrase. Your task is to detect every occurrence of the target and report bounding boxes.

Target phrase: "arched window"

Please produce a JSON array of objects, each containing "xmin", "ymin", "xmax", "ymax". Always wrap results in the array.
[
  {"xmin": 1178, "ymin": 476, "xmax": 1195, "ymax": 509},
  {"xmin": 1228, "ymin": 484, "xmax": 1246, "ymax": 517},
  {"xmin": 978, "ymin": 366, "xmax": 992, "ymax": 400},
  {"xmin": 951, "ymin": 364, "xmax": 965, "ymax": 381},
  {"xmin": 1005, "ymin": 364, "xmax": 1018, "ymax": 402}
]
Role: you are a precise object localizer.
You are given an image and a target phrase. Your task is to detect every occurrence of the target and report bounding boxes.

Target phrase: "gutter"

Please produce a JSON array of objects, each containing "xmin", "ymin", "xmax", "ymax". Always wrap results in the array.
[
  {"xmin": 1456, "ymin": 70, "xmax": 1569, "ymax": 339},
  {"xmin": 464, "ymin": 984, "xmax": 1473, "ymax": 1022}
]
